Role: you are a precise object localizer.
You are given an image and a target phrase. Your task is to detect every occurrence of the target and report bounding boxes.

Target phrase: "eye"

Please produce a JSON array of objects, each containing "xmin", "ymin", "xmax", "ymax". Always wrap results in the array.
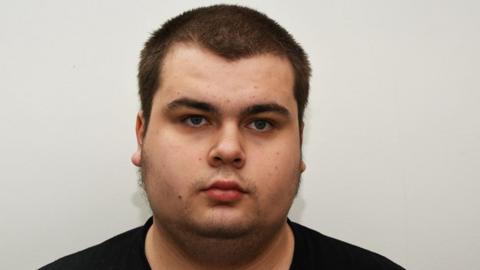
[
  {"xmin": 183, "ymin": 115, "xmax": 208, "ymax": 127},
  {"xmin": 247, "ymin": 119, "xmax": 273, "ymax": 132}
]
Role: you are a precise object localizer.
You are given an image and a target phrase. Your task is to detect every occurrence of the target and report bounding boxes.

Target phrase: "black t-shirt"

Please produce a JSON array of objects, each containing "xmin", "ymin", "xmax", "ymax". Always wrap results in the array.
[{"xmin": 40, "ymin": 218, "xmax": 404, "ymax": 270}]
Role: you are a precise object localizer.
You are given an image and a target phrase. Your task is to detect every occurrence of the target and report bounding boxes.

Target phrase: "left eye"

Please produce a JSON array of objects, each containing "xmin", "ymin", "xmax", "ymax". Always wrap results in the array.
[
  {"xmin": 247, "ymin": 120, "xmax": 272, "ymax": 131},
  {"xmin": 184, "ymin": 116, "xmax": 208, "ymax": 127}
]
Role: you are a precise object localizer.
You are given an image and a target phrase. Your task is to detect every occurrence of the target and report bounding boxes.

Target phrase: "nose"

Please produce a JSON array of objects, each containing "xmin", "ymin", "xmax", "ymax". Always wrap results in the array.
[{"xmin": 207, "ymin": 123, "xmax": 245, "ymax": 169}]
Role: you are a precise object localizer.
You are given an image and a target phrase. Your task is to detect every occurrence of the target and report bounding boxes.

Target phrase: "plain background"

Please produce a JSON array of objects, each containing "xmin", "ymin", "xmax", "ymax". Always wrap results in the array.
[{"xmin": 1, "ymin": 0, "xmax": 479, "ymax": 269}]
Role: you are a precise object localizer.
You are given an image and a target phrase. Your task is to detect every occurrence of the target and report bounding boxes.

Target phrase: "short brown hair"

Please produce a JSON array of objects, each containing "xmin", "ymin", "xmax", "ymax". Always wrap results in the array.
[{"xmin": 138, "ymin": 4, "xmax": 311, "ymax": 130}]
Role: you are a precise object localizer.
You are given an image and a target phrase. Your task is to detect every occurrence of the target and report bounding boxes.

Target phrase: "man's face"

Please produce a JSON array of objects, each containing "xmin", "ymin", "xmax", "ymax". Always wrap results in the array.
[{"xmin": 132, "ymin": 43, "xmax": 305, "ymax": 238}]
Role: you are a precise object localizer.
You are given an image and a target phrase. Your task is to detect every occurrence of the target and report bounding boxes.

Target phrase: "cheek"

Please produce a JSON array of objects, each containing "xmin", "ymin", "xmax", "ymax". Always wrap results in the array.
[
  {"xmin": 147, "ymin": 129, "xmax": 206, "ymax": 168},
  {"xmin": 142, "ymin": 132, "xmax": 205, "ymax": 198},
  {"xmin": 253, "ymin": 132, "xmax": 301, "ymax": 178},
  {"xmin": 250, "ymin": 146, "xmax": 301, "ymax": 198},
  {"xmin": 250, "ymin": 150, "xmax": 300, "ymax": 223}
]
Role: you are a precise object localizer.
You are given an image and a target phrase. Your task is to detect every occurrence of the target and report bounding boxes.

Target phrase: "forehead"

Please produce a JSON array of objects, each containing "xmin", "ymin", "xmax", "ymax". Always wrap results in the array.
[{"xmin": 154, "ymin": 43, "xmax": 297, "ymax": 113}]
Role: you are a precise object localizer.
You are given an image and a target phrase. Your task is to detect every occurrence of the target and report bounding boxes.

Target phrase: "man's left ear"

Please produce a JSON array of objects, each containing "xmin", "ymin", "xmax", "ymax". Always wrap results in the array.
[{"xmin": 299, "ymin": 120, "xmax": 306, "ymax": 173}]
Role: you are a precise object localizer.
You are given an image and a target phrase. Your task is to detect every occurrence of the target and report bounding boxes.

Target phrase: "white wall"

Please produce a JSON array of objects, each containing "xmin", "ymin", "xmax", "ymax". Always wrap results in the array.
[{"xmin": 1, "ymin": 1, "xmax": 479, "ymax": 269}]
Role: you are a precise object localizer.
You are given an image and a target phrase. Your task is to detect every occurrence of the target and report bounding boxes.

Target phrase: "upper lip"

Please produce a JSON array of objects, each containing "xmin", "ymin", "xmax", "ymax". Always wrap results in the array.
[{"xmin": 203, "ymin": 180, "xmax": 247, "ymax": 193}]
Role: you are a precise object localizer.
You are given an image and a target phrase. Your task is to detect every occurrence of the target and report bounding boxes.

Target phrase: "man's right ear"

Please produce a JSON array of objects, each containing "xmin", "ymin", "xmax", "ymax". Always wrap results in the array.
[{"xmin": 131, "ymin": 111, "xmax": 145, "ymax": 167}]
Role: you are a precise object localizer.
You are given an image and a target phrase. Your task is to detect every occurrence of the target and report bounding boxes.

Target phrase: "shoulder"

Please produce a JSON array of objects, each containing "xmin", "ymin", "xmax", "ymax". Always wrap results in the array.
[
  {"xmin": 289, "ymin": 220, "xmax": 405, "ymax": 270},
  {"xmin": 39, "ymin": 220, "xmax": 151, "ymax": 270}
]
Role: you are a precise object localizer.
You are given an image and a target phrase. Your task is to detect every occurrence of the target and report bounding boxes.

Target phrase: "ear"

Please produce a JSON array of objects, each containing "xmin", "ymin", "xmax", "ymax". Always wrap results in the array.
[
  {"xmin": 131, "ymin": 111, "xmax": 145, "ymax": 167},
  {"xmin": 299, "ymin": 120, "xmax": 306, "ymax": 173},
  {"xmin": 300, "ymin": 160, "xmax": 306, "ymax": 173}
]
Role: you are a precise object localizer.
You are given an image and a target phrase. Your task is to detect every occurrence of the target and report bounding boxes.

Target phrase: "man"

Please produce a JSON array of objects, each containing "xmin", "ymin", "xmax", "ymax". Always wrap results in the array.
[{"xmin": 42, "ymin": 4, "xmax": 404, "ymax": 270}]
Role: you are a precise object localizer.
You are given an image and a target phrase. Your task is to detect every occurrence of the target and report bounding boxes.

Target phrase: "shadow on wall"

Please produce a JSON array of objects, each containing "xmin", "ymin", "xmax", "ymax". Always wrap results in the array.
[
  {"xmin": 131, "ymin": 186, "xmax": 152, "ymax": 223},
  {"xmin": 289, "ymin": 185, "xmax": 306, "ymax": 223}
]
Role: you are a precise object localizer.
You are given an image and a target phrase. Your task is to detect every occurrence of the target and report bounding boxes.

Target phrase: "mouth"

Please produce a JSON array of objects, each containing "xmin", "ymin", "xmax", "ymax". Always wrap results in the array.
[{"xmin": 202, "ymin": 180, "xmax": 246, "ymax": 202}]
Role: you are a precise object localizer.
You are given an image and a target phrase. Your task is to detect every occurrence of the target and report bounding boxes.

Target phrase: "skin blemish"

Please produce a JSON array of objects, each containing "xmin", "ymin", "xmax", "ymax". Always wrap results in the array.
[{"xmin": 177, "ymin": 195, "xmax": 182, "ymax": 200}]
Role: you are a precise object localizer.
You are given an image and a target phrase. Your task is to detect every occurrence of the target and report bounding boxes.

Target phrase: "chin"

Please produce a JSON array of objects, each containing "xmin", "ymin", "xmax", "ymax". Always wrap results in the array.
[
  {"xmin": 198, "ymin": 225, "xmax": 252, "ymax": 239},
  {"xmin": 188, "ymin": 212, "xmax": 258, "ymax": 239}
]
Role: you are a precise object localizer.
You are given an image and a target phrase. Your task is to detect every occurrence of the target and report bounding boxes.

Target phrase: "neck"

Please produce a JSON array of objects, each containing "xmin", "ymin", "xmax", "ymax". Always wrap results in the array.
[{"xmin": 145, "ymin": 218, "xmax": 294, "ymax": 270}]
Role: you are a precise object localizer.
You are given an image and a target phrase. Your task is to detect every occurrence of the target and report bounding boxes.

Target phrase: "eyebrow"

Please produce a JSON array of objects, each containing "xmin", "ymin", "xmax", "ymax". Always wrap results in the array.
[
  {"xmin": 165, "ymin": 97, "xmax": 291, "ymax": 118},
  {"xmin": 239, "ymin": 103, "xmax": 290, "ymax": 118},
  {"xmin": 166, "ymin": 98, "xmax": 219, "ymax": 114}
]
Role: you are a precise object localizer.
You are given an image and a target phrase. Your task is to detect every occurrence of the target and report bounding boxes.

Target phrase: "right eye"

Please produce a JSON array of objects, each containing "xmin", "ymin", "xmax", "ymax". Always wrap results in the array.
[{"xmin": 183, "ymin": 115, "xmax": 208, "ymax": 127}]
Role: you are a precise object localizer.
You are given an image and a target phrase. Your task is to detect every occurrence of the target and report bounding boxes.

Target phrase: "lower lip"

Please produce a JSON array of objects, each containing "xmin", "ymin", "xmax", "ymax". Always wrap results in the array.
[{"xmin": 205, "ymin": 188, "xmax": 244, "ymax": 202}]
